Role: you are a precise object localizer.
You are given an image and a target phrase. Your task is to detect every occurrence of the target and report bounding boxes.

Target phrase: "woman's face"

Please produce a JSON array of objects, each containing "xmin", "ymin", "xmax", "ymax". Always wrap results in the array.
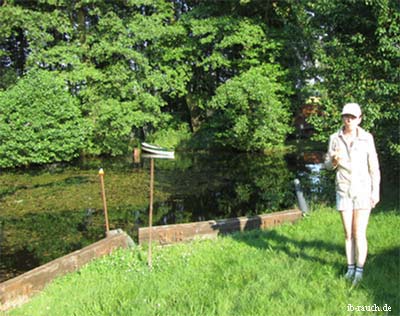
[{"xmin": 342, "ymin": 114, "xmax": 361, "ymax": 130}]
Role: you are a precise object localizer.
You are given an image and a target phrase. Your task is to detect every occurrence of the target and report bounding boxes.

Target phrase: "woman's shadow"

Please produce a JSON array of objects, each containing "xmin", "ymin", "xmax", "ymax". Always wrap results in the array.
[
  {"xmin": 227, "ymin": 215, "xmax": 399, "ymax": 314},
  {"xmin": 362, "ymin": 247, "xmax": 400, "ymax": 314},
  {"xmin": 225, "ymin": 215, "xmax": 343, "ymax": 268}
]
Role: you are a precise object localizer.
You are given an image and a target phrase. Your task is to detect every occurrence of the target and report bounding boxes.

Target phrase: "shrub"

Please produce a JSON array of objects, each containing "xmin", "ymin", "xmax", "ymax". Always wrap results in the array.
[
  {"xmin": 207, "ymin": 64, "xmax": 293, "ymax": 151},
  {"xmin": 0, "ymin": 70, "xmax": 85, "ymax": 168},
  {"xmin": 147, "ymin": 121, "xmax": 191, "ymax": 150}
]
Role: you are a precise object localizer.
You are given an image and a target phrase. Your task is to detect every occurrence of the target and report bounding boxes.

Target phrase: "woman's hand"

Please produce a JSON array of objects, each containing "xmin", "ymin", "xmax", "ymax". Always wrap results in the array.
[{"xmin": 331, "ymin": 150, "xmax": 340, "ymax": 168}]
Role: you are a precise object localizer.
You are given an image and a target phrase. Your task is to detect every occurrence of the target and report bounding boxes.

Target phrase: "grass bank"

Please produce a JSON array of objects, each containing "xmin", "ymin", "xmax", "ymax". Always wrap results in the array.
[{"xmin": 7, "ymin": 206, "xmax": 400, "ymax": 316}]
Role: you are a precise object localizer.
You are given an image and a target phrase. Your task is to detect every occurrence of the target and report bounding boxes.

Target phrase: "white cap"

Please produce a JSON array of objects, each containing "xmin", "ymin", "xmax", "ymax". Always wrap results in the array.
[{"xmin": 341, "ymin": 103, "xmax": 362, "ymax": 117}]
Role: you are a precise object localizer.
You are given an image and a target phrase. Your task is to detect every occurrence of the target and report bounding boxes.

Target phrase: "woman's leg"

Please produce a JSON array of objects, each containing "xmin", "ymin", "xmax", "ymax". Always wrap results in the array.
[
  {"xmin": 340, "ymin": 210, "xmax": 355, "ymax": 266},
  {"xmin": 351, "ymin": 209, "xmax": 371, "ymax": 284},
  {"xmin": 353, "ymin": 209, "xmax": 371, "ymax": 268}
]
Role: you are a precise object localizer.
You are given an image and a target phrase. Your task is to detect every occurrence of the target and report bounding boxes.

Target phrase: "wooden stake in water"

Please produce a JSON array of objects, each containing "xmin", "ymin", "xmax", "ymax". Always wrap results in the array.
[
  {"xmin": 133, "ymin": 147, "xmax": 141, "ymax": 164},
  {"xmin": 98, "ymin": 168, "xmax": 110, "ymax": 235},
  {"xmin": 148, "ymin": 158, "xmax": 154, "ymax": 269}
]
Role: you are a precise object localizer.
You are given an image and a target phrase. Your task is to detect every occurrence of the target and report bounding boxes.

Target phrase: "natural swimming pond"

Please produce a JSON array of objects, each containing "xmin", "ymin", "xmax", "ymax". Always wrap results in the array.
[{"xmin": 0, "ymin": 149, "xmax": 360, "ymax": 282}]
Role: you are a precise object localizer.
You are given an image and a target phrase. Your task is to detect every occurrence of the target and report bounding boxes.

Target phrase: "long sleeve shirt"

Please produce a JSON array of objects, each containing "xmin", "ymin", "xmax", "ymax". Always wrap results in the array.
[{"xmin": 325, "ymin": 127, "xmax": 380, "ymax": 209}]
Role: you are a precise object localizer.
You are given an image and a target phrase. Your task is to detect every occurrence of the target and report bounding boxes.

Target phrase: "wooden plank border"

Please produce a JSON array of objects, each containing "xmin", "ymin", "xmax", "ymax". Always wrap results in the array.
[
  {"xmin": 139, "ymin": 209, "xmax": 302, "ymax": 245},
  {"xmin": 0, "ymin": 230, "xmax": 134, "ymax": 312}
]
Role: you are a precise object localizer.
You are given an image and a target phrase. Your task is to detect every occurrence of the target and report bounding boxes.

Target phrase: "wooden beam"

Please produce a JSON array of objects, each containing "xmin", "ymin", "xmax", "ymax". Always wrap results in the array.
[
  {"xmin": 139, "ymin": 209, "xmax": 302, "ymax": 245},
  {"xmin": 0, "ymin": 230, "xmax": 134, "ymax": 312}
]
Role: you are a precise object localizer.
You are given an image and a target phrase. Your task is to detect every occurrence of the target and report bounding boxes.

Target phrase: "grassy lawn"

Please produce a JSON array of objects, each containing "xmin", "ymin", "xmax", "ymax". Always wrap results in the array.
[{"xmin": 7, "ymin": 206, "xmax": 400, "ymax": 316}]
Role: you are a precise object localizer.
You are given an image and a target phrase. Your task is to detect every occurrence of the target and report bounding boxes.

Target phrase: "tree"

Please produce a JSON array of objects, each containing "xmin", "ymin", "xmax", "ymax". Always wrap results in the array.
[
  {"xmin": 207, "ymin": 64, "xmax": 292, "ymax": 151},
  {"xmin": 305, "ymin": 0, "xmax": 399, "ymax": 161},
  {"xmin": 176, "ymin": 5, "xmax": 286, "ymax": 132},
  {"xmin": 0, "ymin": 0, "xmax": 398, "ymax": 166},
  {"xmin": 0, "ymin": 1, "xmax": 186, "ymax": 156},
  {"xmin": 0, "ymin": 70, "xmax": 85, "ymax": 168}
]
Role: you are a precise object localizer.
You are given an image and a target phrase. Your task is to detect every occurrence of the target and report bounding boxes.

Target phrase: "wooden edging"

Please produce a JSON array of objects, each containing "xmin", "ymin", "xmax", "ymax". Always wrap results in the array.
[
  {"xmin": 1, "ymin": 209, "xmax": 302, "ymax": 311},
  {"xmin": 0, "ymin": 230, "xmax": 134, "ymax": 312},
  {"xmin": 139, "ymin": 208, "xmax": 302, "ymax": 245}
]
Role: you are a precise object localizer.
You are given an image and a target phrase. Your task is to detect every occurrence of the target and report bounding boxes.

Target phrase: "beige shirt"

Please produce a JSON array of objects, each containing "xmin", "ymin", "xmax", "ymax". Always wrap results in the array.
[{"xmin": 325, "ymin": 127, "xmax": 380, "ymax": 208}]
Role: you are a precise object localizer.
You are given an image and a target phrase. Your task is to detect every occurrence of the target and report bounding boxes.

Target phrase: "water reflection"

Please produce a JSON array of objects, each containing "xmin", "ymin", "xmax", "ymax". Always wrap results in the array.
[
  {"xmin": 151, "ymin": 152, "xmax": 296, "ymax": 223},
  {"xmin": 0, "ymin": 151, "xmax": 330, "ymax": 282}
]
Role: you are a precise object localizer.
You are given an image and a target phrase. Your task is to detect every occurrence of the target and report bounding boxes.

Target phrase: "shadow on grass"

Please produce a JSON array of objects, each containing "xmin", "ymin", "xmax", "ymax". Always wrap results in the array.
[
  {"xmin": 227, "ymin": 215, "xmax": 399, "ymax": 315},
  {"xmin": 364, "ymin": 247, "xmax": 400, "ymax": 314},
  {"xmin": 229, "ymin": 220, "xmax": 343, "ymax": 269}
]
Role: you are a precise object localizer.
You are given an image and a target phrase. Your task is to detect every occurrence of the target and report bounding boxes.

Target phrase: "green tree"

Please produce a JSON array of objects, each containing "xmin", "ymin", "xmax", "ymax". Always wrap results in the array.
[
  {"xmin": 0, "ymin": 0, "xmax": 398, "ymax": 165},
  {"xmin": 207, "ymin": 64, "xmax": 292, "ymax": 151},
  {"xmin": 0, "ymin": 0, "xmax": 183, "ymax": 156},
  {"xmin": 178, "ymin": 11, "xmax": 284, "ymax": 131},
  {"xmin": 0, "ymin": 70, "xmax": 85, "ymax": 168},
  {"xmin": 305, "ymin": 0, "xmax": 400, "ymax": 159}
]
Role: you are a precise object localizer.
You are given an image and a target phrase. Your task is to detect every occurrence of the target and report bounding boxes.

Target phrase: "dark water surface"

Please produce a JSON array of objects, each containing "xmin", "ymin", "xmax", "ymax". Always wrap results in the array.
[{"xmin": 0, "ymin": 149, "xmax": 366, "ymax": 282}]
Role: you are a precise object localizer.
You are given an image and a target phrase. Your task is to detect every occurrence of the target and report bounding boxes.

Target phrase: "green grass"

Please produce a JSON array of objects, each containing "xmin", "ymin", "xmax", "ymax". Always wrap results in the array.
[{"xmin": 7, "ymin": 206, "xmax": 400, "ymax": 316}]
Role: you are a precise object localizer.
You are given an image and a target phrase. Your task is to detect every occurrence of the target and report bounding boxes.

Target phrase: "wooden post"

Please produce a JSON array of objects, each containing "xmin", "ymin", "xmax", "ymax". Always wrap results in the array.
[
  {"xmin": 133, "ymin": 147, "xmax": 141, "ymax": 163},
  {"xmin": 98, "ymin": 168, "xmax": 110, "ymax": 235},
  {"xmin": 148, "ymin": 158, "xmax": 154, "ymax": 269}
]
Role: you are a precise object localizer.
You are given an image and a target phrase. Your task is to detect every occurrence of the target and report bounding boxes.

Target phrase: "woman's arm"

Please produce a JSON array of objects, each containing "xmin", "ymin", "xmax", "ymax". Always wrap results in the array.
[
  {"xmin": 368, "ymin": 134, "xmax": 380, "ymax": 208},
  {"xmin": 324, "ymin": 134, "xmax": 339, "ymax": 170}
]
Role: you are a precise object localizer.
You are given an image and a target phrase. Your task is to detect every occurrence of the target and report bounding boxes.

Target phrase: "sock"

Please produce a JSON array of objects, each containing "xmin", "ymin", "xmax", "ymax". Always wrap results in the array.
[
  {"xmin": 353, "ymin": 266, "xmax": 364, "ymax": 285},
  {"xmin": 354, "ymin": 266, "xmax": 363, "ymax": 277},
  {"xmin": 344, "ymin": 264, "xmax": 355, "ymax": 279},
  {"xmin": 347, "ymin": 264, "xmax": 355, "ymax": 271}
]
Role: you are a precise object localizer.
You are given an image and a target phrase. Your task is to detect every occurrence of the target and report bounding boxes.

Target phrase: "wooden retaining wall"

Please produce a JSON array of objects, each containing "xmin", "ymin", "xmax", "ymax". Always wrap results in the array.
[
  {"xmin": 0, "ymin": 230, "xmax": 134, "ymax": 312},
  {"xmin": 139, "ymin": 208, "xmax": 302, "ymax": 245},
  {"xmin": 1, "ymin": 209, "xmax": 302, "ymax": 311}
]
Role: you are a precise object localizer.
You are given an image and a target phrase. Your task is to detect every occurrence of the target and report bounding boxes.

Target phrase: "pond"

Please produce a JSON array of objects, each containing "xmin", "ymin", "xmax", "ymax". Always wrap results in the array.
[{"xmin": 0, "ymin": 148, "xmax": 371, "ymax": 282}]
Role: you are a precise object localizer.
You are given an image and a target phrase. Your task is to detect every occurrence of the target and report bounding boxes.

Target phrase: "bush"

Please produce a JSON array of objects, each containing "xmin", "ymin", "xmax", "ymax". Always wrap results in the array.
[
  {"xmin": 86, "ymin": 99, "xmax": 139, "ymax": 156},
  {"xmin": 0, "ymin": 70, "xmax": 85, "ymax": 168},
  {"xmin": 147, "ymin": 121, "xmax": 191, "ymax": 150},
  {"xmin": 207, "ymin": 64, "xmax": 293, "ymax": 151}
]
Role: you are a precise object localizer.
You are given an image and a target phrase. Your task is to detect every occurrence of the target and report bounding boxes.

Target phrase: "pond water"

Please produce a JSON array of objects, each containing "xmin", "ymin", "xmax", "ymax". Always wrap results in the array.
[{"xmin": 0, "ymin": 149, "xmax": 365, "ymax": 282}]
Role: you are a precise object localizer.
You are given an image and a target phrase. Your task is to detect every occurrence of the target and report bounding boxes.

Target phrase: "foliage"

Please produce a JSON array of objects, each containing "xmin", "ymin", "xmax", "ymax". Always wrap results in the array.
[
  {"xmin": 178, "ymin": 11, "xmax": 285, "ymax": 134},
  {"xmin": 0, "ymin": 0, "xmax": 398, "ymax": 167},
  {"xmin": 0, "ymin": 0, "xmax": 182, "ymax": 162},
  {"xmin": 9, "ymin": 208, "xmax": 400, "ymax": 316},
  {"xmin": 305, "ymin": 0, "xmax": 400, "ymax": 159},
  {"xmin": 207, "ymin": 64, "xmax": 293, "ymax": 151},
  {"xmin": 0, "ymin": 70, "xmax": 85, "ymax": 168},
  {"xmin": 87, "ymin": 98, "xmax": 163, "ymax": 156},
  {"xmin": 146, "ymin": 120, "xmax": 192, "ymax": 150}
]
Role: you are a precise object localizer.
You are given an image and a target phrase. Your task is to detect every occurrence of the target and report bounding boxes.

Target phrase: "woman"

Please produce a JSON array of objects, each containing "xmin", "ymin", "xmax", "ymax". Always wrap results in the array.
[{"xmin": 325, "ymin": 102, "xmax": 380, "ymax": 285}]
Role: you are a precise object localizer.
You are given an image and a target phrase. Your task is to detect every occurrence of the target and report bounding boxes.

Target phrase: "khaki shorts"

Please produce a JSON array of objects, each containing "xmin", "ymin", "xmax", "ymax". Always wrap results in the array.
[{"xmin": 336, "ymin": 193, "xmax": 371, "ymax": 211}]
